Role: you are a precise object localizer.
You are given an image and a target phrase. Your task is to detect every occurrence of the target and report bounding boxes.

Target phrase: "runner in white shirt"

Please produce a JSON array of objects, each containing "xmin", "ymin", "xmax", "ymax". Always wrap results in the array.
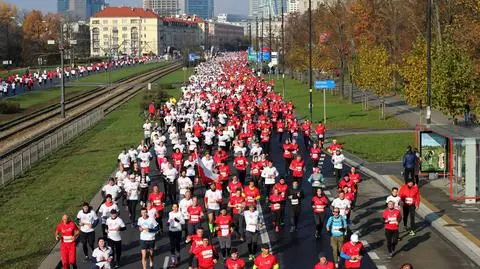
[
  {"xmin": 117, "ymin": 149, "xmax": 130, "ymax": 170},
  {"xmin": 177, "ymin": 170, "xmax": 193, "ymax": 199},
  {"xmin": 261, "ymin": 161, "xmax": 279, "ymax": 196},
  {"xmin": 143, "ymin": 120, "xmax": 152, "ymax": 146},
  {"xmin": 102, "ymin": 178, "xmax": 122, "ymax": 202},
  {"xmin": 115, "ymin": 166, "xmax": 128, "ymax": 189},
  {"xmin": 163, "ymin": 163, "xmax": 179, "ymax": 204},
  {"xmin": 76, "ymin": 202, "xmax": 98, "ymax": 260},
  {"xmin": 167, "ymin": 204, "xmax": 185, "ymax": 258},
  {"xmin": 128, "ymin": 146, "xmax": 138, "ymax": 167},
  {"xmin": 98, "ymin": 195, "xmax": 119, "ymax": 238},
  {"xmin": 137, "ymin": 147, "xmax": 152, "ymax": 175},
  {"xmin": 331, "ymin": 191, "xmax": 352, "ymax": 220},
  {"xmin": 201, "ymin": 153, "xmax": 214, "ymax": 171},
  {"xmin": 183, "ymin": 156, "xmax": 196, "ymax": 181},
  {"xmin": 243, "ymin": 204, "xmax": 262, "ymax": 261},
  {"xmin": 105, "ymin": 209, "xmax": 125, "ymax": 268},
  {"xmin": 91, "ymin": 238, "xmax": 113, "ymax": 269},
  {"xmin": 331, "ymin": 149, "xmax": 345, "ymax": 183},
  {"xmin": 124, "ymin": 175, "xmax": 140, "ymax": 226},
  {"xmin": 137, "ymin": 208, "xmax": 159, "ymax": 269},
  {"xmin": 250, "ymin": 142, "xmax": 263, "ymax": 157},
  {"xmin": 204, "ymin": 184, "xmax": 223, "ymax": 234},
  {"xmin": 179, "ymin": 191, "xmax": 193, "ymax": 237},
  {"xmin": 386, "ymin": 187, "xmax": 402, "ymax": 210}
]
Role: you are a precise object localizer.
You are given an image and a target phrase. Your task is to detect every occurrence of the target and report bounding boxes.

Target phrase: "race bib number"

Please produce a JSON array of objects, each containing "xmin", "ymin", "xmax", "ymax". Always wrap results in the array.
[
  {"xmin": 273, "ymin": 203, "xmax": 280, "ymax": 210},
  {"xmin": 406, "ymin": 197, "xmax": 413, "ymax": 205},
  {"xmin": 291, "ymin": 199, "xmax": 299, "ymax": 205},
  {"xmin": 220, "ymin": 225, "xmax": 229, "ymax": 236},
  {"xmin": 246, "ymin": 224, "xmax": 257, "ymax": 232},
  {"xmin": 265, "ymin": 177, "xmax": 275, "ymax": 185}
]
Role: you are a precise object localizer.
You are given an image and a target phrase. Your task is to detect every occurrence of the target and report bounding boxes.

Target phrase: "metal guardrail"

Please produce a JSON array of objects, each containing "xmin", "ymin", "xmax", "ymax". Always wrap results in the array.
[{"xmin": 0, "ymin": 109, "xmax": 104, "ymax": 186}]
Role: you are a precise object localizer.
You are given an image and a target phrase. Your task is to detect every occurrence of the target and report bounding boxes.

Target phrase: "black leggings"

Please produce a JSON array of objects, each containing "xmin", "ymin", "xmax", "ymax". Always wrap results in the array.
[
  {"xmin": 289, "ymin": 205, "xmax": 301, "ymax": 227},
  {"xmin": 237, "ymin": 170, "xmax": 247, "ymax": 185},
  {"xmin": 139, "ymin": 188, "xmax": 149, "ymax": 204},
  {"xmin": 127, "ymin": 200, "xmax": 138, "ymax": 223},
  {"xmin": 313, "ymin": 213, "xmax": 325, "ymax": 234},
  {"xmin": 79, "ymin": 231, "xmax": 95, "ymax": 257},
  {"xmin": 403, "ymin": 205, "xmax": 416, "ymax": 230},
  {"xmin": 108, "ymin": 239, "xmax": 122, "ymax": 264},
  {"xmin": 167, "ymin": 182, "xmax": 177, "ymax": 204},
  {"xmin": 272, "ymin": 209, "xmax": 282, "ymax": 226},
  {"xmin": 385, "ymin": 229, "xmax": 399, "ymax": 253},
  {"xmin": 169, "ymin": 231, "xmax": 182, "ymax": 255}
]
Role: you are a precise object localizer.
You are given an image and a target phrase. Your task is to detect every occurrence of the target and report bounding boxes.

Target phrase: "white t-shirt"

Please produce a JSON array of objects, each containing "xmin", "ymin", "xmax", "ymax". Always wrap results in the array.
[
  {"xmin": 98, "ymin": 203, "xmax": 119, "ymax": 224},
  {"xmin": 102, "ymin": 184, "xmax": 122, "ymax": 201},
  {"xmin": 331, "ymin": 198, "xmax": 351, "ymax": 217},
  {"xmin": 163, "ymin": 167, "xmax": 178, "ymax": 183},
  {"xmin": 179, "ymin": 198, "xmax": 193, "ymax": 220},
  {"xmin": 201, "ymin": 157, "xmax": 214, "ymax": 171},
  {"xmin": 250, "ymin": 146, "xmax": 263, "ymax": 156},
  {"xmin": 386, "ymin": 195, "xmax": 402, "ymax": 210},
  {"xmin": 138, "ymin": 152, "xmax": 152, "ymax": 168},
  {"xmin": 143, "ymin": 123, "xmax": 152, "ymax": 136},
  {"xmin": 261, "ymin": 167, "xmax": 279, "ymax": 185},
  {"xmin": 203, "ymin": 131, "xmax": 215, "ymax": 145},
  {"xmin": 77, "ymin": 210, "xmax": 98, "ymax": 233},
  {"xmin": 205, "ymin": 189, "xmax": 223, "ymax": 210},
  {"xmin": 106, "ymin": 217, "xmax": 126, "ymax": 241},
  {"xmin": 137, "ymin": 217, "xmax": 158, "ymax": 241},
  {"xmin": 244, "ymin": 210, "xmax": 260, "ymax": 233},
  {"xmin": 168, "ymin": 211, "xmax": 185, "ymax": 232},
  {"xmin": 332, "ymin": 154, "xmax": 345, "ymax": 169},
  {"xmin": 178, "ymin": 176, "xmax": 193, "ymax": 195},
  {"xmin": 115, "ymin": 171, "xmax": 127, "ymax": 188},
  {"xmin": 124, "ymin": 180, "xmax": 139, "ymax": 200},
  {"xmin": 118, "ymin": 153, "xmax": 130, "ymax": 167},
  {"xmin": 92, "ymin": 247, "xmax": 112, "ymax": 269},
  {"xmin": 184, "ymin": 160, "xmax": 196, "ymax": 176}
]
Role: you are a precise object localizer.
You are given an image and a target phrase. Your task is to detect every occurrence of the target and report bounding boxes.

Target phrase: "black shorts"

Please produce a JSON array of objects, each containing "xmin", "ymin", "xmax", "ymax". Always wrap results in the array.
[
  {"xmin": 140, "ymin": 240, "xmax": 155, "ymax": 250},
  {"xmin": 207, "ymin": 209, "xmax": 219, "ymax": 216}
]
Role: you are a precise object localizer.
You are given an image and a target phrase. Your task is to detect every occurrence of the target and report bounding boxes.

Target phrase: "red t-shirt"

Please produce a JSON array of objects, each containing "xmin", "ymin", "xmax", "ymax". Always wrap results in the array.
[
  {"xmin": 148, "ymin": 192, "xmax": 164, "ymax": 212},
  {"xmin": 250, "ymin": 162, "xmax": 262, "ymax": 177},
  {"xmin": 312, "ymin": 196, "xmax": 329, "ymax": 213},
  {"xmin": 269, "ymin": 194, "xmax": 283, "ymax": 211},
  {"xmin": 282, "ymin": 144, "xmax": 293, "ymax": 159},
  {"xmin": 342, "ymin": 241, "xmax": 364, "ymax": 268},
  {"xmin": 289, "ymin": 159, "xmax": 304, "ymax": 177},
  {"xmin": 254, "ymin": 254, "xmax": 278, "ymax": 269},
  {"xmin": 234, "ymin": 156, "xmax": 248, "ymax": 171},
  {"xmin": 215, "ymin": 214, "xmax": 233, "ymax": 237},
  {"xmin": 218, "ymin": 164, "xmax": 231, "ymax": 181},
  {"xmin": 243, "ymin": 186, "xmax": 260, "ymax": 205},
  {"xmin": 338, "ymin": 179, "xmax": 357, "ymax": 193},
  {"xmin": 187, "ymin": 205, "xmax": 203, "ymax": 224},
  {"xmin": 273, "ymin": 183, "xmax": 288, "ymax": 200},
  {"xmin": 315, "ymin": 124, "xmax": 326, "ymax": 136},
  {"xmin": 172, "ymin": 152, "xmax": 183, "ymax": 167},
  {"xmin": 382, "ymin": 208, "xmax": 401, "ymax": 230},
  {"xmin": 228, "ymin": 181, "xmax": 243, "ymax": 194},
  {"xmin": 310, "ymin": 147, "xmax": 322, "ymax": 160},
  {"xmin": 189, "ymin": 234, "xmax": 203, "ymax": 253},
  {"xmin": 314, "ymin": 261, "xmax": 335, "ymax": 269},
  {"xmin": 55, "ymin": 221, "xmax": 78, "ymax": 244},
  {"xmin": 194, "ymin": 245, "xmax": 217, "ymax": 269},
  {"xmin": 348, "ymin": 173, "xmax": 361, "ymax": 184},
  {"xmin": 225, "ymin": 258, "xmax": 246, "ymax": 269},
  {"xmin": 229, "ymin": 195, "xmax": 246, "ymax": 215}
]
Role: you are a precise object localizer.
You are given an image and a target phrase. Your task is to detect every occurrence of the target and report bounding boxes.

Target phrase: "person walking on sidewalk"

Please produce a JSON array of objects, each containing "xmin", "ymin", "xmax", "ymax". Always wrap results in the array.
[
  {"xmin": 326, "ymin": 207, "xmax": 347, "ymax": 267},
  {"xmin": 399, "ymin": 180, "xmax": 420, "ymax": 236},
  {"xmin": 402, "ymin": 146, "xmax": 417, "ymax": 184},
  {"xmin": 382, "ymin": 201, "xmax": 402, "ymax": 258}
]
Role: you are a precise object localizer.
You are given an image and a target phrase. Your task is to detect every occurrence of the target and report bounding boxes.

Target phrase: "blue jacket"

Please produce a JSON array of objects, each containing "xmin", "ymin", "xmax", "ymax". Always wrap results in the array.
[{"xmin": 403, "ymin": 151, "xmax": 416, "ymax": 169}]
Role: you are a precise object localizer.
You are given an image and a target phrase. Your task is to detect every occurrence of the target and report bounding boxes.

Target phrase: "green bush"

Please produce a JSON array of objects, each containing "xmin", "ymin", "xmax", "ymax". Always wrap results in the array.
[{"xmin": 0, "ymin": 101, "xmax": 22, "ymax": 114}]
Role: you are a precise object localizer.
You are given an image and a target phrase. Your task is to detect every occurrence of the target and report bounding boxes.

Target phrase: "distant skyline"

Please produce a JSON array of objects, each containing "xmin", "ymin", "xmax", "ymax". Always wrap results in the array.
[{"xmin": 8, "ymin": 0, "xmax": 249, "ymax": 16}]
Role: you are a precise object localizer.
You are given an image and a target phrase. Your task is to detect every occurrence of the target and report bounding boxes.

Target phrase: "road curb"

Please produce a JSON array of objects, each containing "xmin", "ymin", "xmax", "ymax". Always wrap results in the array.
[{"xmin": 342, "ymin": 155, "xmax": 480, "ymax": 267}]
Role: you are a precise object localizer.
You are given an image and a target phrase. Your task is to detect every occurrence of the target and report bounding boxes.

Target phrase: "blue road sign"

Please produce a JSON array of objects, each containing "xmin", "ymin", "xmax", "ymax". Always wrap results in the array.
[{"xmin": 314, "ymin": 80, "xmax": 336, "ymax": 89}]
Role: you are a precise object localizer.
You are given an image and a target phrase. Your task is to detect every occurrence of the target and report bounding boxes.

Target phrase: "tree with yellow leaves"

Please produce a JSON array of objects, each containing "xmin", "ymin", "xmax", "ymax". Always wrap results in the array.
[{"xmin": 399, "ymin": 36, "xmax": 427, "ymax": 108}]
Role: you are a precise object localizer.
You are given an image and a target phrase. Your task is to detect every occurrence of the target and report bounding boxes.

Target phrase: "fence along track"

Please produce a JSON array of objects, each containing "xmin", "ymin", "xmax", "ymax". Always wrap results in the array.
[{"xmin": 0, "ymin": 63, "xmax": 183, "ymax": 186}]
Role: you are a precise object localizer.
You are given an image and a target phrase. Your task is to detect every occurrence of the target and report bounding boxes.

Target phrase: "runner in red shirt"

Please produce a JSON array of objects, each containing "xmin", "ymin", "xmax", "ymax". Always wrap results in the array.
[
  {"xmin": 398, "ymin": 180, "xmax": 420, "ymax": 235},
  {"xmin": 148, "ymin": 184, "xmax": 165, "ymax": 233},
  {"xmin": 228, "ymin": 188, "xmax": 246, "ymax": 240},
  {"xmin": 340, "ymin": 234, "xmax": 365, "ymax": 269},
  {"xmin": 348, "ymin": 167, "xmax": 361, "ymax": 184},
  {"xmin": 227, "ymin": 176, "xmax": 243, "ymax": 197},
  {"xmin": 250, "ymin": 156, "xmax": 263, "ymax": 184},
  {"xmin": 55, "ymin": 214, "xmax": 80, "ymax": 269},
  {"xmin": 244, "ymin": 180, "xmax": 261, "ymax": 207},
  {"xmin": 301, "ymin": 119, "xmax": 312, "ymax": 148},
  {"xmin": 260, "ymin": 127, "xmax": 271, "ymax": 154},
  {"xmin": 215, "ymin": 208, "xmax": 234, "ymax": 259},
  {"xmin": 338, "ymin": 175, "xmax": 357, "ymax": 194},
  {"xmin": 225, "ymin": 248, "xmax": 246, "ymax": 269},
  {"xmin": 186, "ymin": 228, "xmax": 205, "ymax": 268},
  {"xmin": 171, "ymin": 148, "xmax": 183, "ymax": 170},
  {"xmin": 310, "ymin": 143, "xmax": 322, "ymax": 168},
  {"xmin": 276, "ymin": 120, "xmax": 285, "ymax": 143},
  {"xmin": 313, "ymin": 252, "xmax": 335, "ymax": 269},
  {"xmin": 253, "ymin": 244, "xmax": 279, "ymax": 269},
  {"xmin": 312, "ymin": 188, "xmax": 329, "ymax": 238},
  {"xmin": 186, "ymin": 196, "xmax": 204, "ymax": 235},
  {"xmin": 233, "ymin": 152, "xmax": 249, "ymax": 185},
  {"xmin": 328, "ymin": 139, "xmax": 342, "ymax": 154},
  {"xmin": 218, "ymin": 161, "xmax": 231, "ymax": 190},
  {"xmin": 289, "ymin": 155, "xmax": 305, "ymax": 181},
  {"xmin": 383, "ymin": 201, "xmax": 402, "ymax": 258},
  {"xmin": 213, "ymin": 148, "xmax": 228, "ymax": 165},
  {"xmin": 269, "ymin": 188, "xmax": 284, "ymax": 232},
  {"xmin": 193, "ymin": 238, "xmax": 218, "ymax": 269},
  {"xmin": 315, "ymin": 121, "xmax": 326, "ymax": 142}
]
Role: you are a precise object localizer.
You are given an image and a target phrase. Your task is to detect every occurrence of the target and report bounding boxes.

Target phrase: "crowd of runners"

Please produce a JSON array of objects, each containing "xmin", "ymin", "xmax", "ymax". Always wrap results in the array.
[
  {"xmin": 1, "ymin": 56, "xmax": 161, "ymax": 97},
  {"xmin": 54, "ymin": 52, "xmax": 418, "ymax": 269}
]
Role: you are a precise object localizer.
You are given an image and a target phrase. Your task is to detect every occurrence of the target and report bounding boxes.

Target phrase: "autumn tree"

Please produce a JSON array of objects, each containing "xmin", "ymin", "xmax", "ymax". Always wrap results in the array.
[
  {"xmin": 352, "ymin": 43, "xmax": 394, "ymax": 118},
  {"xmin": 0, "ymin": 0, "xmax": 21, "ymax": 66},
  {"xmin": 400, "ymin": 36, "xmax": 427, "ymax": 108}
]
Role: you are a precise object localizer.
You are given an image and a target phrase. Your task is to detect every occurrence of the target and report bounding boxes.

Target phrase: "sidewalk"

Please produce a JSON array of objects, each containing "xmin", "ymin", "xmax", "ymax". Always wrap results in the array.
[{"xmin": 340, "ymin": 150, "xmax": 480, "ymax": 266}]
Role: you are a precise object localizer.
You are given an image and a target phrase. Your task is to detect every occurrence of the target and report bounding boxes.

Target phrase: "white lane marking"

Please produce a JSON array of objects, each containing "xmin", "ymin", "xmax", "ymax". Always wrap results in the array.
[
  {"xmin": 163, "ymin": 256, "xmax": 169, "ymax": 269},
  {"xmin": 324, "ymin": 190, "xmax": 331, "ymax": 196},
  {"xmin": 368, "ymin": 252, "xmax": 380, "ymax": 260},
  {"xmin": 257, "ymin": 202, "xmax": 273, "ymax": 252},
  {"xmin": 320, "ymin": 158, "xmax": 325, "ymax": 161},
  {"xmin": 360, "ymin": 240, "xmax": 369, "ymax": 247},
  {"xmin": 377, "ymin": 265, "xmax": 388, "ymax": 269}
]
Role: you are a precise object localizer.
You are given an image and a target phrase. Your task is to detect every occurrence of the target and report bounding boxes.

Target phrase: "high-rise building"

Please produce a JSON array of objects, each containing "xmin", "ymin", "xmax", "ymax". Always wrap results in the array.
[
  {"xmin": 298, "ymin": 0, "xmax": 326, "ymax": 14},
  {"xmin": 287, "ymin": 0, "xmax": 299, "ymax": 13},
  {"xmin": 57, "ymin": 0, "xmax": 69, "ymax": 13},
  {"xmin": 249, "ymin": 0, "xmax": 260, "ymax": 19},
  {"xmin": 142, "ymin": 0, "xmax": 185, "ymax": 16},
  {"xmin": 186, "ymin": 0, "xmax": 214, "ymax": 19},
  {"xmin": 249, "ymin": 0, "xmax": 287, "ymax": 18},
  {"xmin": 58, "ymin": 0, "xmax": 107, "ymax": 20}
]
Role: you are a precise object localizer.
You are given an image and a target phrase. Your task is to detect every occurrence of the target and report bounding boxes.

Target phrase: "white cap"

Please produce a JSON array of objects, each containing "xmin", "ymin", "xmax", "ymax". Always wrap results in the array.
[{"xmin": 350, "ymin": 234, "xmax": 359, "ymax": 243}]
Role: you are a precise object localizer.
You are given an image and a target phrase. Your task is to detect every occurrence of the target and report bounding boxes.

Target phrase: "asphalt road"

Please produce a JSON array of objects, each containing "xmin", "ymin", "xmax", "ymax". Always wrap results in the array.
[{"xmin": 70, "ymin": 127, "xmax": 478, "ymax": 269}]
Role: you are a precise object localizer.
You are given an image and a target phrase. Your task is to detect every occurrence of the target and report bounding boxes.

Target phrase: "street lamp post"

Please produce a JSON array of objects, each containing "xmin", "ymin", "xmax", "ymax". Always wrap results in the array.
[
  {"xmin": 426, "ymin": 0, "xmax": 432, "ymax": 125},
  {"xmin": 281, "ymin": 0, "xmax": 285, "ymax": 98},
  {"xmin": 308, "ymin": 0, "xmax": 313, "ymax": 121},
  {"xmin": 59, "ymin": 23, "xmax": 65, "ymax": 119}
]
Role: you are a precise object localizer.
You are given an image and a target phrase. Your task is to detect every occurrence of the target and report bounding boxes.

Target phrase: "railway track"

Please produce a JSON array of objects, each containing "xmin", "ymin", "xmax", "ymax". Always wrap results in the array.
[{"xmin": 0, "ymin": 62, "xmax": 183, "ymax": 156}]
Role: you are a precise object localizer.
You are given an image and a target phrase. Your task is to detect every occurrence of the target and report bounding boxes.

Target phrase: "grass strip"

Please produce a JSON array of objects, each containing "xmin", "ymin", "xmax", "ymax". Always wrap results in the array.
[
  {"xmin": 0, "ymin": 69, "xmax": 185, "ymax": 269},
  {"xmin": 272, "ymin": 76, "xmax": 407, "ymax": 130}
]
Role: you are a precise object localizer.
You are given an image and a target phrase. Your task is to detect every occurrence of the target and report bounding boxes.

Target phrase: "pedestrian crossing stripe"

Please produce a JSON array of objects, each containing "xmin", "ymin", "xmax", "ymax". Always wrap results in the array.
[{"xmin": 368, "ymin": 252, "xmax": 380, "ymax": 260}]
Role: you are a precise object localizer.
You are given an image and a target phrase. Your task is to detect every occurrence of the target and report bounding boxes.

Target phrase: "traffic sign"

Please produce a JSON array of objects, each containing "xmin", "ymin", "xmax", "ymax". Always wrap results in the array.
[{"xmin": 315, "ymin": 80, "xmax": 336, "ymax": 89}]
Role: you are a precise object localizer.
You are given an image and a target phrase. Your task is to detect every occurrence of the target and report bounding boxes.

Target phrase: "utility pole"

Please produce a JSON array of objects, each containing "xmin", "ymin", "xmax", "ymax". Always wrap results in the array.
[
  {"xmin": 249, "ymin": 23, "xmax": 252, "ymax": 47},
  {"xmin": 426, "ymin": 0, "xmax": 432, "ymax": 125},
  {"xmin": 256, "ymin": 16, "xmax": 259, "ymax": 71},
  {"xmin": 281, "ymin": 0, "xmax": 285, "ymax": 97},
  {"xmin": 269, "ymin": 11, "xmax": 272, "ymax": 49},
  {"xmin": 261, "ymin": 12, "xmax": 264, "ymax": 73},
  {"xmin": 60, "ymin": 23, "xmax": 65, "ymax": 119},
  {"xmin": 308, "ymin": 0, "xmax": 313, "ymax": 121}
]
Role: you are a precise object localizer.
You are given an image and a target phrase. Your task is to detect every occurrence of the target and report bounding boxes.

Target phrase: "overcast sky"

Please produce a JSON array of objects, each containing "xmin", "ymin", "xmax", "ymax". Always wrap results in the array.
[{"xmin": 9, "ymin": 0, "xmax": 248, "ymax": 15}]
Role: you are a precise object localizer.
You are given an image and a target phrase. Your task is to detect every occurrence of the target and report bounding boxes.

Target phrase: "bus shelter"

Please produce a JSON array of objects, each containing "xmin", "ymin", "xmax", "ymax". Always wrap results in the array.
[{"xmin": 416, "ymin": 124, "xmax": 480, "ymax": 204}]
